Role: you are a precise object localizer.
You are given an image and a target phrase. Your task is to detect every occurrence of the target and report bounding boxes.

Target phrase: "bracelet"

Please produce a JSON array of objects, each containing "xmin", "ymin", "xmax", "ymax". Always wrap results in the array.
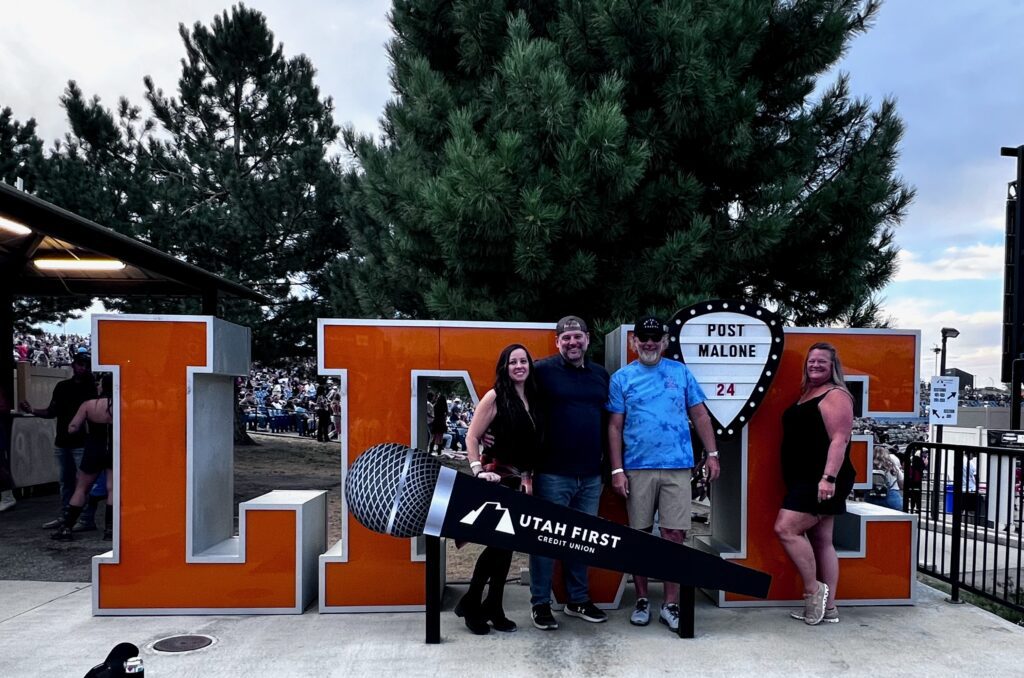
[
  {"xmin": 705, "ymin": 451, "xmax": 719, "ymax": 458},
  {"xmin": 611, "ymin": 468, "xmax": 624, "ymax": 476},
  {"xmin": 822, "ymin": 474, "xmax": 836, "ymax": 483}
]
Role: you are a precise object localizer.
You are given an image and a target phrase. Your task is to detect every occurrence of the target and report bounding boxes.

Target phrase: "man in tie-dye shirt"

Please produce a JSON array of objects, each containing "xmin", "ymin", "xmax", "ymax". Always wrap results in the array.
[{"xmin": 606, "ymin": 314, "xmax": 721, "ymax": 633}]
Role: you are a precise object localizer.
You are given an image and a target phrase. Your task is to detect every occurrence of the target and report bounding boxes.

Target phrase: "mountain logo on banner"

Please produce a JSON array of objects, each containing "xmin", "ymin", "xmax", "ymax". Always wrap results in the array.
[
  {"xmin": 668, "ymin": 300, "xmax": 785, "ymax": 440},
  {"xmin": 460, "ymin": 501, "xmax": 516, "ymax": 535}
]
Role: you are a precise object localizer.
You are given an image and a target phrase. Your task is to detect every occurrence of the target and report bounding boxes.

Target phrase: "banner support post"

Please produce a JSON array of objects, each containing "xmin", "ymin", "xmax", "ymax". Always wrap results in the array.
[
  {"xmin": 678, "ymin": 585, "xmax": 695, "ymax": 638},
  {"xmin": 425, "ymin": 535, "xmax": 442, "ymax": 644}
]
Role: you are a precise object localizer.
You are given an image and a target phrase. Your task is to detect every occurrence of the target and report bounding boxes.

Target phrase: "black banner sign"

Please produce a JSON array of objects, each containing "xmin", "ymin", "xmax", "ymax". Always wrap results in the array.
[{"xmin": 431, "ymin": 468, "xmax": 771, "ymax": 599}]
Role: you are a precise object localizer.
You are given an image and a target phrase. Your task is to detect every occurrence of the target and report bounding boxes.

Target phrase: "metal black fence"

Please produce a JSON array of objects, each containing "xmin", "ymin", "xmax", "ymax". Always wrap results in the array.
[{"xmin": 906, "ymin": 441, "xmax": 1024, "ymax": 612}]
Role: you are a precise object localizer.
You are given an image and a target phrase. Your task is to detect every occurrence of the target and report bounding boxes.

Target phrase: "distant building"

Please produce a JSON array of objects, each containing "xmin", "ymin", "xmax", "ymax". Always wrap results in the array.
[{"xmin": 943, "ymin": 367, "xmax": 974, "ymax": 390}]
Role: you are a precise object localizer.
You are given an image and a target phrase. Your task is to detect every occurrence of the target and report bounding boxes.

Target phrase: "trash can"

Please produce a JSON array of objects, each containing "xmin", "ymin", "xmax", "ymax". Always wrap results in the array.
[{"xmin": 944, "ymin": 483, "xmax": 954, "ymax": 513}]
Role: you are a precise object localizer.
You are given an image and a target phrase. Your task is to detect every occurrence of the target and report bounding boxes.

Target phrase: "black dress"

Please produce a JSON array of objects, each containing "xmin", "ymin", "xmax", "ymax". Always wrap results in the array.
[{"xmin": 780, "ymin": 389, "xmax": 855, "ymax": 515}]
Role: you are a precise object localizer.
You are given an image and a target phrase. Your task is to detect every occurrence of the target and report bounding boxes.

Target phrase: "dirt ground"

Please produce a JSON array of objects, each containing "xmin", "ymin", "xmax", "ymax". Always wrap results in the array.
[
  {"xmin": 0, "ymin": 433, "xmax": 710, "ymax": 584},
  {"xmin": 0, "ymin": 433, "xmax": 512, "ymax": 583}
]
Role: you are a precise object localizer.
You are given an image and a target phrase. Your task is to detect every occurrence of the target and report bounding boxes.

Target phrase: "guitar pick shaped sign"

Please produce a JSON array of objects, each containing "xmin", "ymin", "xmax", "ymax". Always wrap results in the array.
[{"xmin": 667, "ymin": 300, "xmax": 785, "ymax": 440}]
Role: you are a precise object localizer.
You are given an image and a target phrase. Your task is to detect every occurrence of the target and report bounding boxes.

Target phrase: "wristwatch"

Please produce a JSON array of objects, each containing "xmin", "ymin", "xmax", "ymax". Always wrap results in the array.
[
  {"xmin": 705, "ymin": 450, "xmax": 719, "ymax": 458},
  {"xmin": 822, "ymin": 474, "xmax": 837, "ymax": 483}
]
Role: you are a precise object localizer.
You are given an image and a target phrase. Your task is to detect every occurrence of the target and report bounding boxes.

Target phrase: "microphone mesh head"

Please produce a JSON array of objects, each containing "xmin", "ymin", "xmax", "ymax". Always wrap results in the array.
[{"xmin": 346, "ymin": 442, "xmax": 441, "ymax": 538}]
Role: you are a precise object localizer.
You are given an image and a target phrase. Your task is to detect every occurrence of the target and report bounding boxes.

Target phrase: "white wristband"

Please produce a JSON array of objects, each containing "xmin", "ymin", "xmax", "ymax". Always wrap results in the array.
[
  {"xmin": 611, "ymin": 468, "xmax": 624, "ymax": 476},
  {"xmin": 470, "ymin": 461, "xmax": 482, "ymax": 468}
]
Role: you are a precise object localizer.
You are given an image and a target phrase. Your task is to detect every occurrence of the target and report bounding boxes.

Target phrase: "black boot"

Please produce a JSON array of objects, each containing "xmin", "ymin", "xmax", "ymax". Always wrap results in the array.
[
  {"xmin": 481, "ymin": 604, "xmax": 517, "ymax": 632},
  {"xmin": 52, "ymin": 504, "xmax": 83, "ymax": 541},
  {"xmin": 453, "ymin": 593, "xmax": 490, "ymax": 635},
  {"xmin": 103, "ymin": 505, "xmax": 113, "ymax": 540},
  {"xmin": 482, "ymin": 549, "xmax": 516, "ymax": 631}
]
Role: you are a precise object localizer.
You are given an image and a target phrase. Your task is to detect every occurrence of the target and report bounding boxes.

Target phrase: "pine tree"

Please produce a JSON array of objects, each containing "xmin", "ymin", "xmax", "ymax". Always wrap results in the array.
[
  {"xmin": 346, "ymin": 0, "xmax": 911, "ymax": 331},
  {"xmin": 0, "ymin": 108, "xmax": 45, "ymax": 190},
  {"xmin": 41, "ymin": 5, "xmax": 356, "ymax": 360},
  {"xmin": 1, "ymin": 106, "xmax": 96, "ymax": 331},
  {"xmin": 131, "ymin": 4, "xmax": 355, "ymax": 357}
]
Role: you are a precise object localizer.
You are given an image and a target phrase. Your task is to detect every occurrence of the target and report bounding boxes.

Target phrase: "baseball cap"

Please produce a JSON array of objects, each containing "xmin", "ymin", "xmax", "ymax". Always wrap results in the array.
[
  {"xmin": 555, "ymin": 315, "xmax": 588, "ymax": 335},
  {"xmin": 633, "ymin": 315, "xmax": 668, "ymax": 341},
  {"xmin": 72, "ymin": 352, "xmax": 91, "ymax": 366}
]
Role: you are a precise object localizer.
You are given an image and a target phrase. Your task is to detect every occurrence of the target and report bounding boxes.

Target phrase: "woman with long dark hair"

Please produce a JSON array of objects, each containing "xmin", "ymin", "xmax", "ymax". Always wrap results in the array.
[
  {"xmin": 455, "ymin": 344, "xmax": 541, "ymax": 634},
  {"xmin": 52, "ymin": 373, "xmax": 114, "ymax": 541}
]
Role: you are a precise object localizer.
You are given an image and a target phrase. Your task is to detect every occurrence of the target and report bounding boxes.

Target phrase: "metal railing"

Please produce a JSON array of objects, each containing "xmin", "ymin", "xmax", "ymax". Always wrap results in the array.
[{"xmin": 906, "ymin": 441, "xmax": 1024, "ymax": 611}]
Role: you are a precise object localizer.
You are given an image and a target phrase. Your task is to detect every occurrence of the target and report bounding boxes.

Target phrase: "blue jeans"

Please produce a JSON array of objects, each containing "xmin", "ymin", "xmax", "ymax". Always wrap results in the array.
[
  {"xmin": 55, "ymin": 446, "xmax": 84, "ymax": 509},
  {"xmin": 54, "ymin": 446, "xmax": 99, "ymax": 524},
  {"xmin": 866, "ymin": 489, "xmax": 903, "ymax": 511},
  {"xmin": 529, "ymin": 473, "xmax": 603, "ymax": 606}
]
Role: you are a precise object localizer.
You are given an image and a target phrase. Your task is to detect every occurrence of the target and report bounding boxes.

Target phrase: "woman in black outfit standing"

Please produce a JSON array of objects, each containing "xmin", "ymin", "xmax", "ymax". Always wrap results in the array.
[
  {"xmin": 53, "ymin": 373, "xmax": 115, "ymax": 541},
  {"xmin": 774, "ymin": 343, "xmax": 856, "ymax": 625},
  {"xmin": 456, "ymin": 344, "xmax": 541, "ymax": 634}
]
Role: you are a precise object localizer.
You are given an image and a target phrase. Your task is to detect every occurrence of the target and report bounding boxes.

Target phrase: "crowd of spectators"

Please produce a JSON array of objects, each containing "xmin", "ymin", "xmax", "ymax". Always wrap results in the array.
[
  {"xmin": 917, "ymin": 384, "xmax": 1012, "ymax": 417},
  {"xmin": 12, "ymin": 332, "xmax": 90, "ymax": 367},
  {"xmin": 855, "ymin": 418, "xmax": 929, "ymax": 449},
  {"xmin": 238, "ymin": 361, "xmax": 338, "ymax": 439},
  {"xmin": 427, "ymin": 393, "xmax": 475, "ymax": 453},
  {"xmin": 11, "ymin": 336, "xmax": 478, "ymax": 445},
  {"xmin": 15, "ymin": 334, "xmax": 1010, "ymax": 447}
]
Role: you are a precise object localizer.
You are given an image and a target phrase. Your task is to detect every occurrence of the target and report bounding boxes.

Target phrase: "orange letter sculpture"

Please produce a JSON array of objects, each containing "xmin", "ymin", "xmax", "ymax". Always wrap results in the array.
[
  {"xmin": 318, "ymin": 320, "xmax": 554, "ymax": 611},
  {"xmin": 92, "ymin": 315, "xmax": 325, "ymax": 615},
  {"xmin": 642, "ymin": 325, "xmax": 919, "ymax": 607}
]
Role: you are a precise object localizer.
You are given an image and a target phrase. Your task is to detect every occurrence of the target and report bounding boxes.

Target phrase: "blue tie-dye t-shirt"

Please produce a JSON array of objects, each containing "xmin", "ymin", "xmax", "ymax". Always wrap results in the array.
[{"xmin": 606, "ymin": 358, "xmax": 707, "ymax": 469}]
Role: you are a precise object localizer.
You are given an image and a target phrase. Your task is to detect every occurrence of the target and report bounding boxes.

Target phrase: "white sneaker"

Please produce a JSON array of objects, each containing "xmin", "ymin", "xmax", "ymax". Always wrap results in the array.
[
  {"xmin": 659, "ymin": 603, "xmax": 680, "ymax": 632},
  {"xmin": 630, "ymin": 598, "xmax": 650, "ymax": 626},
  {"xmin": 804, "ymin": 581, "xmax": 829, "ymax": 626},
  {"xmin": 0, "ymin": 492, "xmax": 16, "ymax": 512},
  {"xmin": 790, "ymin": 606, "xmax": 840, "ymax": 623}
]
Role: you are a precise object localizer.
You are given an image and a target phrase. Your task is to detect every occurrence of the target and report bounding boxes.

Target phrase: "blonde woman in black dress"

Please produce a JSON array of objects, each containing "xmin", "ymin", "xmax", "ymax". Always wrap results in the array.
[{"xmin": 774, "ymin": 343, "xmax": 856, "ymax": 625}]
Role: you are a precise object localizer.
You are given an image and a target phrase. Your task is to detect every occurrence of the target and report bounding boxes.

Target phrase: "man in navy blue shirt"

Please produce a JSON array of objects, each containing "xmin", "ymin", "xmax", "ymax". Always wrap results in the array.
[
  {"xmin": 19, "ymin": 352, "xmax": 98, "ymax": 530},
  {"xmin": 529, "ymin": 315, "xmax": 610, "ymax": 630}
]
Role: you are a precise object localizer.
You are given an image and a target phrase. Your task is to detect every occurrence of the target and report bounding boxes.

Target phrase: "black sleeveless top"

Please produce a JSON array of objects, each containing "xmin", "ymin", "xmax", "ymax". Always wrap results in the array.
[
  {"xmin": 780, "ymin": 389, "xmax": 855, "ymax": 490},
  {"xmin": 85, "ymin": 421, "xmax": 113, "ymax": 453},
  {"xmin": 485, "ymin": 397, "xmax": 540, "ymax": 474}
]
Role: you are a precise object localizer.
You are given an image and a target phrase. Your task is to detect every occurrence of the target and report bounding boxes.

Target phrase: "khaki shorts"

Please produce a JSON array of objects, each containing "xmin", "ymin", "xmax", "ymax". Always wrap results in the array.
[{"xmin": 625, "ymin": 468, "xmax": 692, "ymax": 531}]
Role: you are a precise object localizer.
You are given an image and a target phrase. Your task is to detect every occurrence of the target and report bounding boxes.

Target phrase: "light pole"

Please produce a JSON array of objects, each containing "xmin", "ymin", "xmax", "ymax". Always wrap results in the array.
[
  {"xmin": 930, "ymin": 327, "xmax": 960, "ymax": 519},
  {"xmin": 935, "ymin": 327, "xmax": 960, "ymax": 444}
]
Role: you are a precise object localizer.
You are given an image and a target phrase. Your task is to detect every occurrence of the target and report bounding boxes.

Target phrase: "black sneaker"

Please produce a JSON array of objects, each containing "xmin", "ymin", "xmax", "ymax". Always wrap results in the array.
[
  {"xmin": 41, "ymin": 517, "xmax": 62, "ymax": 529},
  {"xmin": 564, "ymin": 600, "xmax": 607, "ymax": 623},
  {"xmin": 51, "ymin": 526, "xmax": 73, "ymax": 541},
  {"xmin": 531, "ymin": 604, "xmax": 559, "ymax": 630}
]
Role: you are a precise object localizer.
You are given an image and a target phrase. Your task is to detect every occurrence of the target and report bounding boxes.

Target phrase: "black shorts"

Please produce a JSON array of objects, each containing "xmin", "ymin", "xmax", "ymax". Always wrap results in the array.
[
  {"xmin": 80, "ymin": 439, "xmax": 112, "ymax": 475},
  {"xmin": 782, "ymin": 479, "xmax": 851, "ymax": 516}
]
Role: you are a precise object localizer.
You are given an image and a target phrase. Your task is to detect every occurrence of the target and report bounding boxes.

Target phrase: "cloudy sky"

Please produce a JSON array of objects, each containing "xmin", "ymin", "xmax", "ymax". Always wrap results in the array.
[{"xmin": 2, "ymin": 1, "xmax": 1021, "ymax": 386}]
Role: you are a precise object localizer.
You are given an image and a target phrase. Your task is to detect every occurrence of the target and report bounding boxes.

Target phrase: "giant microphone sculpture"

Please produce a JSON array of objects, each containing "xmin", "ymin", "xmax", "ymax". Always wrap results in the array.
[{"xmin": 347, "ymin": 443, "xmax": 771, "ymax": 598}]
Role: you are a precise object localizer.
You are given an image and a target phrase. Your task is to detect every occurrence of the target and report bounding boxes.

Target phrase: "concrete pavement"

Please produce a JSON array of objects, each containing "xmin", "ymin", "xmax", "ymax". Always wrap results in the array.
[{"xmin": 2, "ymin": 577, "xmax": 1023, "ymax": 677}]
